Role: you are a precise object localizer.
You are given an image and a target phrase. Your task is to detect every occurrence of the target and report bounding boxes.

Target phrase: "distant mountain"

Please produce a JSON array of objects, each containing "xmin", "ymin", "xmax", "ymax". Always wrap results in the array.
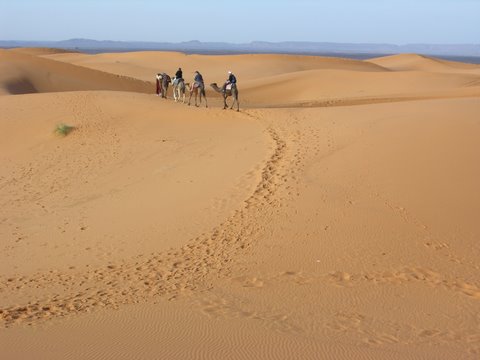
[{"xmin": 1, "ymin": 39, "xmax": 479, "ymax": 58}]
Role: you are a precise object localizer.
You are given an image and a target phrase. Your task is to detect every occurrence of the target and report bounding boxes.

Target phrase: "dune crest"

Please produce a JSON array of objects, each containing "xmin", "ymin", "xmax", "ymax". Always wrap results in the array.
[
  {"xmin": 369, "ymin": 53, "xmax": 480, "ymax": 73},
  {"xmin": 8, "ymin": 47, "xmax": 79, "ymax": 56}
]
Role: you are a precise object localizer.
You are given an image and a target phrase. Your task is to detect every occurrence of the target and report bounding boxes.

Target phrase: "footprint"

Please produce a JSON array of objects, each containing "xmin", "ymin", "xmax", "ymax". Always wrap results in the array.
[
  {"xmin": 424, "ymin": 241, "xmax": 450, "ymax": 250},
  {"xmin": 418, "ymin": 329, "xmax": 441, "ymax": 338},
  {"xmin": 328, "ymin": 271, "xmax": 353, "ymax": 287},
  {"xmin": 232, "ymin": 276, "xmax": 265, "ymax": 288}
]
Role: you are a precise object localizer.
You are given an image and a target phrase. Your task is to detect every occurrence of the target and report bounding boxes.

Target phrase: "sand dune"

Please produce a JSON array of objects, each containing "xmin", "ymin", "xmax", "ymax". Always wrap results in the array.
[
  {"xmin": 43, "ymin": 51, "xmax": 388, "ymax": 83},
  {"xmin": 0, "ymin": 50, "xmax": 151, "ymax": 95},
  {"xmin": 240, "ymin": 68, "xmax": 480, "ymax": 106},
  {"xmin": 1, "ymin": 49, "xmax": 480, "ymax": 359},
  {"xmin": 41, "ymin": 51, "xmax": 480, "ymax": 107},
  {"xmin": 369, "ymin": 53, "xmax": 480, "ymax": 74}
]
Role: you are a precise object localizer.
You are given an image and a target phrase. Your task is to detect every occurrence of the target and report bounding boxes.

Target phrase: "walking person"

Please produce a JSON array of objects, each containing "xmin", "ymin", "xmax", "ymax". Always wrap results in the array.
[{"xmin": 155, "ymin": 73, "xmax": 161, "ymax": 96}]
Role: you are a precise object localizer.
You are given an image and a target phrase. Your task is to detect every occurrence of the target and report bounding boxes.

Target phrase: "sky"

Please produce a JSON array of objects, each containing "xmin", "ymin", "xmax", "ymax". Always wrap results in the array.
[{"xmin": 0, "ymin": 0, "xmax": 479, "ymax": 44}]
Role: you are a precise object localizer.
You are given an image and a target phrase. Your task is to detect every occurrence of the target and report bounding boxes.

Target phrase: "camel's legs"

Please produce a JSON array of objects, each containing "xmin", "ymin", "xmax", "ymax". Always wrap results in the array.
[
  {"xmin": 230, "ymin": 95, "xmax": 237, "ymax": 111},
  {"xmin": 203, "ymin": 93, "xmax": 208, "ymax": 108},
  {"xmin": 188, "ymin": 87, "xmax": 206, "ymax": 107},
  {"xmin": 234, "ymin": 91, "xmax": 239, "ymax": 111},
  {"xmin": 188, "ymin": 88, "xmax": 194, "ymax": 106}
]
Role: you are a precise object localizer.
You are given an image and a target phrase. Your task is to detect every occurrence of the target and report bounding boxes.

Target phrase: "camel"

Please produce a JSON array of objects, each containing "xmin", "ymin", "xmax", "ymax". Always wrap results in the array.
[
  {"xmin": 158, "ymin": 73, "xmax": 171, "ymax": 99},
  {"xmin": 172, "ymin": 78, "xmax": 190, "ymax": 104},
  {"xmin": 188, "ymin": 82, "xmax": 208, "ymax": 108},
  {"xmin": 210, "ymin": 83, "xmax": 239, "ymax": 111}
]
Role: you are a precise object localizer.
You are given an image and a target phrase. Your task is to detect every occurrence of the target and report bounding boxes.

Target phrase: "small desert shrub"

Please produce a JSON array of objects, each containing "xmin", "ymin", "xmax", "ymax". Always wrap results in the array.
[{"xmin": 55, "ymin": 123, "xmax": 74, "ymax": 136}]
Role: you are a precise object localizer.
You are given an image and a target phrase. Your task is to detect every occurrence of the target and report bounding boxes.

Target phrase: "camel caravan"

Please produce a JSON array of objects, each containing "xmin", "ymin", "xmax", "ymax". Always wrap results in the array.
[{"xmin": 155, "ymin": 69, "xmax": 239, "ymax": 111}]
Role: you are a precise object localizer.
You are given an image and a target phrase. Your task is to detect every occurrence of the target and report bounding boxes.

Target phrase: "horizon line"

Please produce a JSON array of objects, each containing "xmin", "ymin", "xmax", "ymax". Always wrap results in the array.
[{"xmin": 1, "ymin": 38, "xmax": 480, "ymax": 46}]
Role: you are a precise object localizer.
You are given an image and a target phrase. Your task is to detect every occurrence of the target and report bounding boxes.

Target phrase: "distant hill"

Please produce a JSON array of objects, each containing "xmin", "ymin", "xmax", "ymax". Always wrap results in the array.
[{"xmin": 1, "ymin": 39, "xmax": 480, "ymax": 58}]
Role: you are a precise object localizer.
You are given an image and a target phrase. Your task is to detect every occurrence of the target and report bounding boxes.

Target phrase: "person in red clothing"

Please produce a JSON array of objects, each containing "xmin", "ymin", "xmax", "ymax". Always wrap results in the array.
[{"xmin": 155, "ymin": 73, "xmax": 162, "ymax": 96}]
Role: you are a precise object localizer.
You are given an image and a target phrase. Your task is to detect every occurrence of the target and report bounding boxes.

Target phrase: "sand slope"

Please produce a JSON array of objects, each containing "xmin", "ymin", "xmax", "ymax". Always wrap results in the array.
[
  {"xmin": 241, "ymin": 68, "xmax": 480, "ymax": 106},
  {"xmin": 0, "ymin": 50, "xmax": 151, "ymax": 95},
  {"xmin": 0, "ymin": 91, "xmax": 268, "ymax": 276},
  {"xmin": 368, "ymin": 53, "xmax": 480, "ymax": 74},
  {"xmin": 1, "ymin": 49, "xmax": 480, "ymax": 359}
]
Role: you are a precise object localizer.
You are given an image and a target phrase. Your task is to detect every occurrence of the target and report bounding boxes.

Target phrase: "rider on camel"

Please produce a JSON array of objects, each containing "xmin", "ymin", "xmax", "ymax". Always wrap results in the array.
[
  {"xmin": 173, "ymin": 67, "xmax": 183, "ymax": 86},
  {"xmin": 194, "ymin": 71, "xmax": 204, "ymax": 88},
  {"xmin": 222, "ymin": 71, "xmax": 237, "ymax": 93}
]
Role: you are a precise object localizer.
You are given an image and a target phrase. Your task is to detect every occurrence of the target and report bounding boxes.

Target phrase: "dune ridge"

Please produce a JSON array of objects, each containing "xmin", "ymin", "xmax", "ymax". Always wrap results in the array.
[{"xmin": 8, "ymin": 47, "xmax": 79, "ymax": 56}]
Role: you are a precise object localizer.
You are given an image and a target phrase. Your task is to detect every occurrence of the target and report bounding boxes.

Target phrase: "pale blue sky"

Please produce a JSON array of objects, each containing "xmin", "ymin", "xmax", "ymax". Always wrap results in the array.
[{"xmin": 1, "ymin": 0, "xmax": 478, "ymax": 44}]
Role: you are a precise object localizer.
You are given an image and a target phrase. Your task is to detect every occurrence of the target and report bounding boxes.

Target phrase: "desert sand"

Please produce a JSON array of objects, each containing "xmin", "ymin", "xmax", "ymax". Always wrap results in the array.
[{"xmin": 1, "ymin": 48, "xmax": 480, "ymax": 359}]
